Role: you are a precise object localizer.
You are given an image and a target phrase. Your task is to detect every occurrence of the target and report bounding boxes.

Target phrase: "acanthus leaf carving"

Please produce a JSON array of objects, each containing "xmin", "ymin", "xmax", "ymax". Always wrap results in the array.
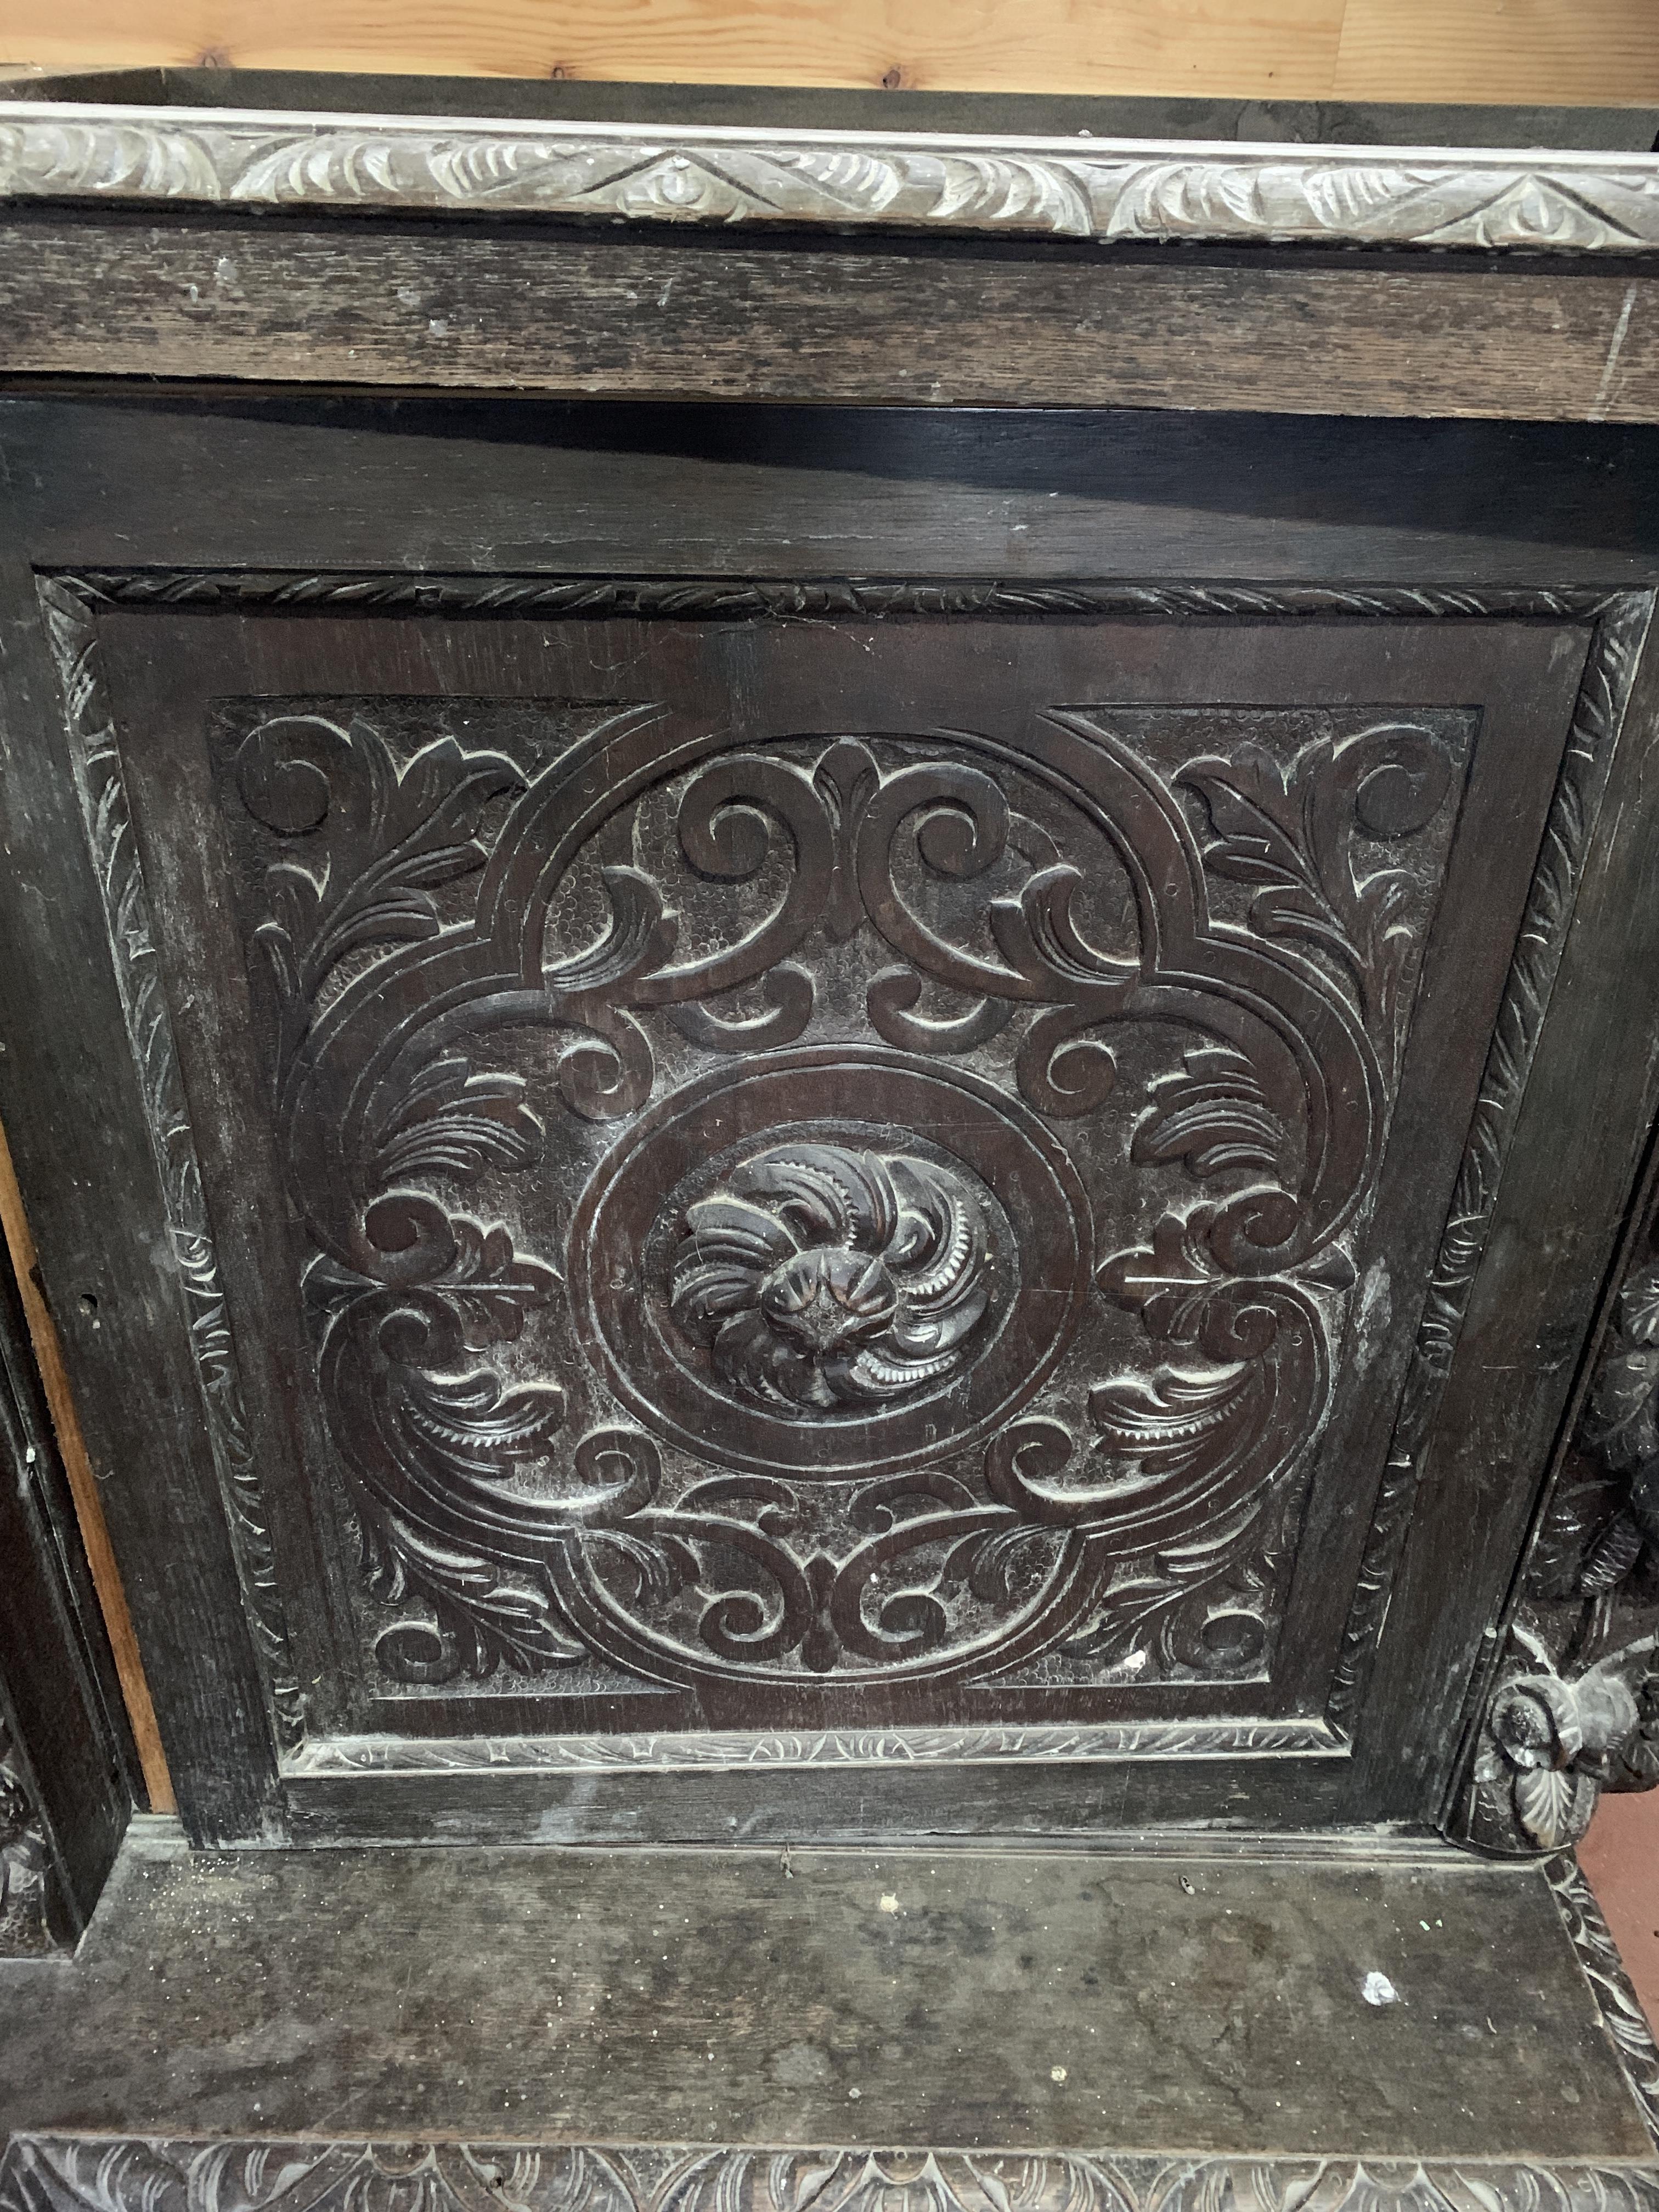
[{"xmin": 7, "ymin": 105, "xmax": 1659, "ymax": 253}]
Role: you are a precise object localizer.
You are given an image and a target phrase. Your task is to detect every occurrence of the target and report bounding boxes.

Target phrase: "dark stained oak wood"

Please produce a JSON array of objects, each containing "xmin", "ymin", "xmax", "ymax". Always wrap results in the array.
[
  {"xmin": 5, "ymin": 79, "xmax": 1659, "ymax": 2182},
  {"xmin": 0, "ymin": 1829, "xmax": 1650, "ymax": 2160},
  {"xmin": 3, "ymin": 398, "xmax": 1656, "ymax": 590},
  {"xmin": 0, "ymin": 548, "xmax": 286, "ymax": 1848},
  {"xmin": 3, "ymin": 218, "xmax": 1658, "ymax": 422},
  {"xmin": 1356, "ymin": 610, "xmax": 1659, "ymax": 1825},
  {"xmin": 2, "ymin": 394, "xmax": 1658, "ymax": 1849},
  {"xmin": 74, "ymin": 599, "xmax": 1590, "ymax": 1777}
]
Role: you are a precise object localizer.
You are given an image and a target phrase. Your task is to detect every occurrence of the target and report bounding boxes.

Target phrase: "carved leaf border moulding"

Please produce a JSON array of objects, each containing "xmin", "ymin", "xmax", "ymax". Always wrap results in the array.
[
  {"xmin": 36, "ymin": 569, "xmax": 1652, "ymax": 1776},
  {"xmin": 4, "ymin": 2138, "xmax": 1658, "ymax": 2212},
  {"xmin": 1548, "ymin": 1851, "xmax": 1659, "ymax": 2148},
  {"xmin": 3, "ymin": 102, "xmax": 1659, "ymax": 252}
]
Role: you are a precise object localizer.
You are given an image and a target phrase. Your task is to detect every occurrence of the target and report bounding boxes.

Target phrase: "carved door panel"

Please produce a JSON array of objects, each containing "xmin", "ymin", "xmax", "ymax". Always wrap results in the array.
[{"xmin": 37, "ymin": 572, "xmax": 1635, "ymax": 1835}]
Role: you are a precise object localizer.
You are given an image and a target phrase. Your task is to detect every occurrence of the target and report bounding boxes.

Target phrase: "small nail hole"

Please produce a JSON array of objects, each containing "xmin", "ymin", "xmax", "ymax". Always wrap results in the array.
[{"xmin": 78, "ymin": 1293, "xmax": 98, "ymax": 1316}]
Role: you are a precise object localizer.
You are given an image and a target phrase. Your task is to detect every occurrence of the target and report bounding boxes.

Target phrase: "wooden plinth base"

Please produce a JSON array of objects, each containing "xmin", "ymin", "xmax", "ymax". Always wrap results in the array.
[{"xmin": 2, "ymin": 1826, "xmax": 1656, "ymax": 2207}]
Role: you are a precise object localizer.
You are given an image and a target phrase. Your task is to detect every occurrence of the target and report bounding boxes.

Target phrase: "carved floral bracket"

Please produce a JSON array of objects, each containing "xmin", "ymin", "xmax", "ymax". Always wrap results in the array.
[{"xmin": 1451, "ymin": 1232, "xmax": 1659, "ymax": 1857}]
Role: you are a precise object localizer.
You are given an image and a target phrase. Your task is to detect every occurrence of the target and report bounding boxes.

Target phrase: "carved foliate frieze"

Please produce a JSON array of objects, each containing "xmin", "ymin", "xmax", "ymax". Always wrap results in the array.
[
  {"xmin": 4, "ymin": 2138, "xmax": 1658, "ymax": 2212},
  {"xmin": 5, "ymin": 107, "xmax": 1659, "ymax": 252},
  {"xmin": 208, "ymin": 681, "xmax": 1469, "ymax": 1714},
  {"xmin": 1450, "ymin": 1206, "xmax": 1659, "ymax": 1856}
]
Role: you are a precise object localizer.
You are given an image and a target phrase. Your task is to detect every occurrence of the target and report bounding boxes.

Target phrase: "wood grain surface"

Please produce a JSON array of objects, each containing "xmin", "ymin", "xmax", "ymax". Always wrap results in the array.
[
  {"xmin": 2, "ymin": 0, "xmax": 1657, "ymax": 109},
  {"xmin": 4, "ymin": 219, "xmax": 1657, "ymax": 425},
  {"xmin": 0, "ymin": 1120, "xmax": 173, "ymax": 1814},
  {"xmin": 0, "ymin": 1829, "xmax": 1648, "ymax": 2155}
]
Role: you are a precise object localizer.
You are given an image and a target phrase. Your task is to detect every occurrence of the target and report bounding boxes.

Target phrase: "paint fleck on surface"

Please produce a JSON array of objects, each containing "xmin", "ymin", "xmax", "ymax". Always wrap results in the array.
[{"xmin": 1362, "ymin": 1971, "xmax": 1399, "ymax": 2007}]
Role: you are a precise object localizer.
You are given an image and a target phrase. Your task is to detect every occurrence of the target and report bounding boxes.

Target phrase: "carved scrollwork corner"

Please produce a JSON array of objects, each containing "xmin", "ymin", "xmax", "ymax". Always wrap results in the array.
[{"xmin": 1447, "ymin": 1238, "xmax": 1659, "ymax": 1858}]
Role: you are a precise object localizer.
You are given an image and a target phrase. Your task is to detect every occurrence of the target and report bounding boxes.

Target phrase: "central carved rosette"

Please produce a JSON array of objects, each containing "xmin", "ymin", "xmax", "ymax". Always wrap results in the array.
[{"xmin": 669, "ymin": 1144, "xmax": 992, "ymax": 1414}]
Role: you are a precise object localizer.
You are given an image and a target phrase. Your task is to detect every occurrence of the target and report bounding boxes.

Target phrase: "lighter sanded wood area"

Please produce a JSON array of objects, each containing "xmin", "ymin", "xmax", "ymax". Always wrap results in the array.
[
  {"xmin": 2, "ymin": 0, "xmax": 1657, "ymax": 110},
  {"xmin": 0, "ymin": 1119, "xmax": 174, "ymax": 1814}
]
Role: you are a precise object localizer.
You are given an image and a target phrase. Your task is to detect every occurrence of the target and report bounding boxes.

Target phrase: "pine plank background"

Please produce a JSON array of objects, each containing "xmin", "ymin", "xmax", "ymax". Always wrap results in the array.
[{"xmin": 3, "ymin": 0, "xmax": 1658, "ymax": 110}]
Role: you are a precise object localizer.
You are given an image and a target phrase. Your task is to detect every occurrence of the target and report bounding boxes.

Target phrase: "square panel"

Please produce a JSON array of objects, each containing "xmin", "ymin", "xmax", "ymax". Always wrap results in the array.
[{"xmin": 47, "ymin": 583, "xmax": 1599, "ymax": 1788}]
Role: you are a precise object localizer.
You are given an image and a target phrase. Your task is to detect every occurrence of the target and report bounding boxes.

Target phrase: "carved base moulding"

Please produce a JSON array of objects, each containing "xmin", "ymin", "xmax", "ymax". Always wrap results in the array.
[
  {"xmin": 5, "ymin": 2140, "xmax": 1659, "ymax": 2212},
  {"xmin": 29, "ymin": 562, "xmax": 1656, "ymax": 1836}
]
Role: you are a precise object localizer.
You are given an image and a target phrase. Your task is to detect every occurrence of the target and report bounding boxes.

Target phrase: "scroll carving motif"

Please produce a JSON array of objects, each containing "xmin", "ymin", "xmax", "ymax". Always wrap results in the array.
[
  {"xmin": 1449, "ymin": 1212, "xmax": 1659, "ymax": 1856},
  {"xmin": 222, "ymin": 699, "xmax": 1461, "ymax": 1701}
]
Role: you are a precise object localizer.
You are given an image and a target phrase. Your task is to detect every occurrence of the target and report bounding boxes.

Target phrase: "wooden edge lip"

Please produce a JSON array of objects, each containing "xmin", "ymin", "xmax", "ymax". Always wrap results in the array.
[{"xmin": 0, "ymin": 98, "xmax": 1657, "ymax": 252}]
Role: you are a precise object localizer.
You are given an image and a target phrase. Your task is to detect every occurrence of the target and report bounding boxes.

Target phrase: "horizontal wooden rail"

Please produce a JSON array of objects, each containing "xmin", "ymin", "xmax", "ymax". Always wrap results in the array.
[{"xmin": 3, "ymin": 0, "xmax": 1658, "ymax": 111}]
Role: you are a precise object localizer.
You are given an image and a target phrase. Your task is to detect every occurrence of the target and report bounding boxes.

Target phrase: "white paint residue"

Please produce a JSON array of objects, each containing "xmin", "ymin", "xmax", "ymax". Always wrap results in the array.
[
  {"xmin": 1051, "ymin": 2066, "xmax": 1068, "ymax": 2083},
  {"xmin": 1361, "ymin": 1971, "xmax": 1399, "ymax": 2007},
  {"xmin": 878, "ymin": 1893, "xmax": 900, "ymax": 1914},
  {"xmin": 1590, "ymin": 283, "xmax": 1639, "ymax": 423},
  {"xmin": 1353, "ymin": 1262, "xmax": 1392, "ymax": 1375}
]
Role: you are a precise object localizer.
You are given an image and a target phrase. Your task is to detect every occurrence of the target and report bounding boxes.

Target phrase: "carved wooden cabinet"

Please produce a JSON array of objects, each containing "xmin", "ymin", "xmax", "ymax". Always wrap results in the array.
[{"xmin": 4, "ymin": 71, "xmax": 1659, "ymax": 2209}]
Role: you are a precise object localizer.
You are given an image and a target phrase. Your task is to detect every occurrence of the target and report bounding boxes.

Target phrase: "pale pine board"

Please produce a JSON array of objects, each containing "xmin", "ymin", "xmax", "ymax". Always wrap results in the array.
[{"xmin": 9, "ymin": 0, "xmax": 1656, "ymax": 108}]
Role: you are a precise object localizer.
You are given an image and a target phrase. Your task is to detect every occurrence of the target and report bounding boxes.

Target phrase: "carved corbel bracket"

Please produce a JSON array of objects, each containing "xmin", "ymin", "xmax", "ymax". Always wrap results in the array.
[{"xmin": 1449, "ymin": 1254, "xmax": 1659, "ymax": 1857}]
